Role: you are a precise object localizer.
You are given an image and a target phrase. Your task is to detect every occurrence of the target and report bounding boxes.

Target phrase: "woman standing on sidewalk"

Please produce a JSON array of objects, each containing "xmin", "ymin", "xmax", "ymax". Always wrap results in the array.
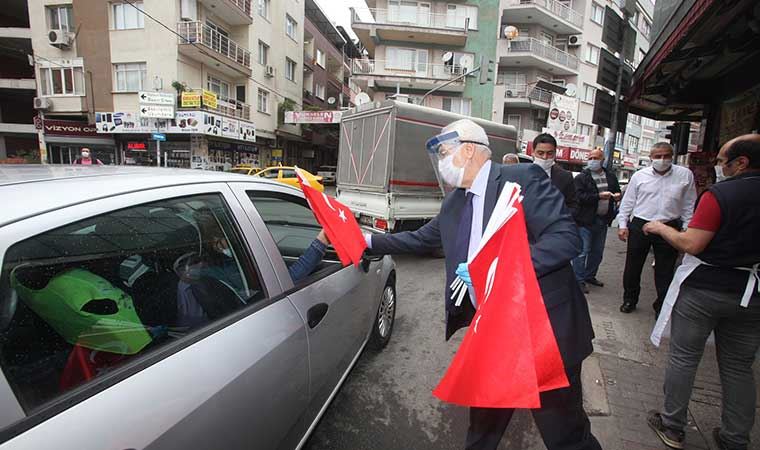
[{"xmin": 642, "ymin": 134, "xmax": 760, "ymax": 450}]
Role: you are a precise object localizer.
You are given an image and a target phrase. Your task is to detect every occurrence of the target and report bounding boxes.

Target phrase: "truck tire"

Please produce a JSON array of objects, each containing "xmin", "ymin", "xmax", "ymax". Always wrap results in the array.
[{"xmin": 368, "ymin": 280, "xmax": 396, "ymax": 351}]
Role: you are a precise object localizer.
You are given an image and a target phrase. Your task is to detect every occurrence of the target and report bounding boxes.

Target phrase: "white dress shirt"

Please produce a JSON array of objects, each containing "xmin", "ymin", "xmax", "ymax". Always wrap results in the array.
[
  {"xmin": 465, "ymin": 160, "xmax": 491, "ymax": 306},
  {"xmin": 617, "ymin": 164, "xmax": 697, "ymax": 230}
]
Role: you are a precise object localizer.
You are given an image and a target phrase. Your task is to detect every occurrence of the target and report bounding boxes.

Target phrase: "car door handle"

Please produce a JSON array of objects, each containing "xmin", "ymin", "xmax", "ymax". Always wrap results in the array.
[{"xmin": 307, "ymin": 303, "xmax": 329, "ymax": 328}]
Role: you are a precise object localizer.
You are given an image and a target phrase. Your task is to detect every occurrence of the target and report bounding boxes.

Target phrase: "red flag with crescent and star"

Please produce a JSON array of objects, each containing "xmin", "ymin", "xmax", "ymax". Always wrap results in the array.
[
  {"xmin": 295, "ymin": 168, "xmax": 367, "ymax": 267},
  {"xmin": 432, "ymin": 183, "xmax": 568, "ymax": 408}
]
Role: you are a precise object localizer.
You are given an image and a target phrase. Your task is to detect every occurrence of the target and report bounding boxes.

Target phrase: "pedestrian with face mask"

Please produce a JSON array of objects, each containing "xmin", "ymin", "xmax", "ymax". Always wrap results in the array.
[
  {"xmin": 73, "ymin": 147, "xmax": 104, "ymax": 165},
  {"xmin": 642, "ymin": 134, "xmax": 760, "ymax": 450},
  {"xmin": 616, "ymin": 142, "xmax": 697, "ymax": 315},
  {"xmin": 363, "ymin": 119, "xmax": 599, "ymax": 450},
  {"xmin": 572, "ymin": 149, "xmax": 621, "ymax": 293},
  {"xmin": 531, "ymin": 133, "xmax": 578, "ymax": 213}
]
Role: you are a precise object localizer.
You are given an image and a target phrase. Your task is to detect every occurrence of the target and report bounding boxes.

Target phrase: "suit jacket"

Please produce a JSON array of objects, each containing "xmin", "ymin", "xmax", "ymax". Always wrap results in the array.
[
  {"xmin": 371, "ymin": 163, "xmax": 595, "ymax": 369},
  {"xmin": 550, "ymin": 165, "xmax": 578, "ymax": 216},
  {"xmin": 573, "ymin": 168, "xmax": 621, "ymax": 226}
]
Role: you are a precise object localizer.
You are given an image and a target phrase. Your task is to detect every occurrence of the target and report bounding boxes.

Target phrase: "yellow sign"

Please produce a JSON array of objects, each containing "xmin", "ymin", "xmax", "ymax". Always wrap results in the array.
[
  {"xmin": 271, "ymin": 149, "xmax": 283, "ymax": 158},
  {"xmin": 202, "ymin": 89, "xmax": 218, "ymax": 109},
  {"xmin": 181, "ymin": 92, "xmax": 201, "ymax": 108}
]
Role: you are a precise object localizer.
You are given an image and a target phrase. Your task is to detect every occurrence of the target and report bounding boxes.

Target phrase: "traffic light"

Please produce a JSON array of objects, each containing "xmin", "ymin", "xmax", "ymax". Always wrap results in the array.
[
  {"xmin": 665, "ymin": 122, "xmax": 691, "ymax": 155},
  {"xmin": 478, "ymin": 55, "xmax": 494, "ymax": 85}
]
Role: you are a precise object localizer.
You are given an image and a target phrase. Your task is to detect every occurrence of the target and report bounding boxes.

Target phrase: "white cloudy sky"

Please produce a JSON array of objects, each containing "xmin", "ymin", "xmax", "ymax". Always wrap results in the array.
[{"xmin": 314, "ymin": 0, "xmax": 370, "ymax": 41}]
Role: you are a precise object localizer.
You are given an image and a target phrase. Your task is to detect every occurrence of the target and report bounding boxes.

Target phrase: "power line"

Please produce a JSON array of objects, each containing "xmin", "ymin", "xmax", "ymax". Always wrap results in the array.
[{"xmin": 121, "ymin": 0, "xmax": 301, "ymax": 105}]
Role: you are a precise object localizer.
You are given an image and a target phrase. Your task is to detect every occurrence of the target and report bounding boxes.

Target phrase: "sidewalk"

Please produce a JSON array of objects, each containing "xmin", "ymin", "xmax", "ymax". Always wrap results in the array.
[{"xmin": 567, "ymin": 232, "xmax": 760, "ymax": 450}]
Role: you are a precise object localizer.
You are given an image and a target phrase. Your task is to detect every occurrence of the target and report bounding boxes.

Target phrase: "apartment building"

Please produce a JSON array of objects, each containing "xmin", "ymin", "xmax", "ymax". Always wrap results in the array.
[
  {"xmin": 27, "ymin": 0, "xmax": 305, "ymax": 168},
  {"xmin": 0, "ymin": 0, "xmax": 37, "ymax": 161},
  {"xmin": 350, "ymin": 0, "xmax": 499, "ymax": 120}
]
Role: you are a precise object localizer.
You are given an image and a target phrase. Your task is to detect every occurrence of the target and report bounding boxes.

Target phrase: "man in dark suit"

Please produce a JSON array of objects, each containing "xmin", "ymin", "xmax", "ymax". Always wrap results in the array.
[
  {"xmin": 531, "ymin": 133, "xmax": 578, "ymax": 214},
  {"xmin": 365, "ymin": 119, "xmax": 599, "ymax": 450}
]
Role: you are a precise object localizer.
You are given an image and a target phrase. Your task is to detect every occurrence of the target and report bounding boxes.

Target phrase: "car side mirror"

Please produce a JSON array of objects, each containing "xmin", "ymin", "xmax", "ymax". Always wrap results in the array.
[{"xmin": 360, "ymin": 250, "xmax": 383, "ymax": 273}]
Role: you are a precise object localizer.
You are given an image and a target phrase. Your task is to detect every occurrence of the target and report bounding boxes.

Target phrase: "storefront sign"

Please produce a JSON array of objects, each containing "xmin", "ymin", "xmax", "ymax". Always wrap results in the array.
[
  {"xmin": 96, "ymin": 111, "xmax": 255, "ymax": 143},
  {"xmin": 541, "ymin": 128, "xmax": 590, "ymax": 149},
  {"xmin": 127, "ymin": 142, "xmax": 147, "ymax": 151},
  {"xmin": 546, "ymin": 94, "xmax": 579, "ymax": 133},
  {"xmin": 181, "ymin": 92, "xmax": 202, "ymax": 108},
  {"xmin": 623, "ymin": 155, "xmax": 638, "ymax": 167},
  {"xmin": 42, "ymin": 119, "xmax": 99, "ymax": 137},
  {"xmin": 284, "ymin": 110, "xmax": 342, "ymax": 124},
  {"xmin": 202, "ymin": 90, "xmax": 218, "ymax": 109},
  {"xmin": 719, "ymin": 92, "xmax": 758, "ymax": 146},
  {"xmin": 527, "ymin": 145, "xmax": 589, "ymax": 164}
]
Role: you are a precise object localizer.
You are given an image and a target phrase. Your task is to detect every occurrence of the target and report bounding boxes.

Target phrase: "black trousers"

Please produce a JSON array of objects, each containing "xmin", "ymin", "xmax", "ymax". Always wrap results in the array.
[
  {"xmin": 622, "ymin": 217, "xmax": 681, "ymax": 312},
  {"xmin": 465, "ymin": 364, "xmax": 601, "ymax": 450}
]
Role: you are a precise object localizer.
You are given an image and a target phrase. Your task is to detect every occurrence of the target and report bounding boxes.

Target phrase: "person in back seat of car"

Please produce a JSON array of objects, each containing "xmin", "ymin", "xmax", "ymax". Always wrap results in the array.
[{"xmin": 176, "ymin": 210, "xmax": 331, "ymax": 328}]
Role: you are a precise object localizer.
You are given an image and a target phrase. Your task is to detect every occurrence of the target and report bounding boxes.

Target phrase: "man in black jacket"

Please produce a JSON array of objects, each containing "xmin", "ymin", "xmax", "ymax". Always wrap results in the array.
[
  {"xmin": 572, "ymin": 149, "xmax": 621, "ymax": 292},
  {"xmin": 532, "ymin": 133, "xmax": 578, "ymax": 214}
]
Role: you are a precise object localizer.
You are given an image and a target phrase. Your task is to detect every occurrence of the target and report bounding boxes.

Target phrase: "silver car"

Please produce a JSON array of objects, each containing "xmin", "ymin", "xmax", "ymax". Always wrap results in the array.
[{"xmin": 0, "ymin": 165, "xmax": 396, "ymax": 450}]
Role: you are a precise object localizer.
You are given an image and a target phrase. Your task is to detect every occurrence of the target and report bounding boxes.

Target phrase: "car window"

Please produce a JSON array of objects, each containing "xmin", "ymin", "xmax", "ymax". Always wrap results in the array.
[
  {"xmin": 280, "ymin": 169, "xmax": 296, "ymax": 179},
  {"xmin": 0, "ymin": 194, "xmax": 264, "ymax": 413},
  {"xmin": 259, "ymin": 169, "xmax": 279, "ymax": 179},
  {"xmin": 247, "ymin": 191, "xmax": 339, "ymax": 282}
]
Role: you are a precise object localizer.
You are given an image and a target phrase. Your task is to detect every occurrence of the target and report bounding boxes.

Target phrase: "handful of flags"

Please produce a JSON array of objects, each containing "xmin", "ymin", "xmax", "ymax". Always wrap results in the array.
[
  {"xmin": 433, "ymin": 182, "xmax": 569, "ymax": 408},
  {"xmin": 295, "ymin": 167, "xmax": 367, "ymax": 267}
]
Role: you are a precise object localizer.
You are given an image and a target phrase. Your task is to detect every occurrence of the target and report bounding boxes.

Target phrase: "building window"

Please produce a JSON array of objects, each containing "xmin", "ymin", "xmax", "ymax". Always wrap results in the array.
[
  {"xmin": 257, "ymin": 88, "xmax": 269, "ymax": 113},
  {"xmin": 113, "ymin": 62, "xmax": 147, "ymax": 92},
  {"xmin": 582, "ymin": 84, "xmax": 596, "ymax": 104},
  {"xmin": 628, "ymin": 135, "xmax": 640, "ymax": 152},
  {"xmin": 39, "ymin": 65, "xmax": 85, "ymax": 96},
  {"xmin": 616, "ymin": 132, "xmax": 625, "ymax": 147},
  {"xmin": 506, "ymin": 114, "xmax": 522, "ymax": 131},
  {"xmin": 442, "ymin": 97, "xmax": 472, "ymax": 116},
  {"xmin": 257, "ymin": 0, "xmax": 270, "ymax": 20},
  {"xmin": 285, "ymin": 58, "xmax": 296, "ymax": 82},
  {"xmin": 579, "ymin": 123, "xmax": 593, "ymax": 137},
  {"xmin": 641, "ymin": 137, "xmax": 654, "ymax": 151},
  {"xmin": 446, "ymin": 4, "xmax": 478, "ymax": 30},
  {"xmin": 258, "ymin": 40, "xmax": 269, "ymax": 65},
  {"xmin": 286, "ymin": 15, "xmax": 297, "ymax": 40},
  {"xmin": 112, "ymin": 1, "xmax": 144, "ymax": 30},
  {"xmin": 207, "ymin": 76, "xmax": 230, "ymax": 100},
  {"xmin": 314, "ymin": 83, "xmax": 325, "ymax": 100},
  {"xmin": 47, "ymin": 5, "xmax": 73, "ymax": 32},
  {"xmin": 639, "ymin": 14, "xmax": 651, "ymax": 37},
  {"xmin": 386, "ymin": 47, "xmax": 428, "ymax": 73},
  {"xmin": 585, "ymin": 44, "xmax": 600, "ymax": 65},
  {"xmin": 316, "ymin": 48, "xmax": 326, "ymax": 68},
  {"xmin": 630, "ymin": 114, "xmax": 642, "ymax": 125},
  {"xmin": 591, "ymin": 2, "xmax": 604, "ymax": 25}
]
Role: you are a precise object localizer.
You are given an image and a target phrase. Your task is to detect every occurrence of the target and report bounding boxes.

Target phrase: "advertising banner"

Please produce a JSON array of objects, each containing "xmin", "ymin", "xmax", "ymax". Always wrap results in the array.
[
  {"xmin": 541, "ymin": 128, "xmax": 590, "ymax": 149},
  {"xmin": 285, "ymin": 110, "xmax": 342, "ymax": 124},
  {"xmin": 546, "ymin": 94, "xmax": 579, "ymax": 133},
  {"xmin": 96, "ymin": 111, "xmax": 255, "ymax": 142},
  {"xmin": 202, "ymin": 90, "xmax": 218, "ymax": 109},
  {"xmin": 181, "ymin": 92, "xmax": 202, "ymax": 108}
]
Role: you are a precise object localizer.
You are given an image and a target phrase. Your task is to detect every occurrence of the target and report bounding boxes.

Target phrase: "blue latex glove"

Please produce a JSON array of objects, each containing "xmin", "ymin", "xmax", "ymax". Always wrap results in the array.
[{"xmin": 455, "ymin": 262, "xmax": 472, "ymax": 288}]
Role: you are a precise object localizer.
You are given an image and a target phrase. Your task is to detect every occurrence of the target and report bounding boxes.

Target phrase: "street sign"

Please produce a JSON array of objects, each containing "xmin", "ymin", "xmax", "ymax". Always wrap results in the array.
[
  {"xmin": 597, "ymin": 48, "xmax": 633, "ymax": 92},
  {"xmin": 592, "ymin": 90, "xmax": 628, "ymax": 133},
  {"xmin": 151, "ymin": 133, "xmax": 167, "ymax": 141},
  {"xmin": 140, "ymin": 104, "xmax": 175, "ymax": 119},
  {"xmin": 601, "ymin": 6, "xmax": 636, "ymax": 61},
  {"xmin": 138, "ymin": 91, "xmax": 175, "ymax": 105}
]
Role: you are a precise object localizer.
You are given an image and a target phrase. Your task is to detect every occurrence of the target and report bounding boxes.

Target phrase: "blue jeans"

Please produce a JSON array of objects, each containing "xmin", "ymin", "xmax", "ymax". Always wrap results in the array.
[{"xmin": 572, "ymin": 216, "xmax": 608, "ymax": 282}]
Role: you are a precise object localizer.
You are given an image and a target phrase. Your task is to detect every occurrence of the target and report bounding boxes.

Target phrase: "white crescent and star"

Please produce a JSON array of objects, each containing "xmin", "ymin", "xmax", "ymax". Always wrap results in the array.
[{"xmin": 338, "ymin": 209, "xmax": 347, "ymax": 222}]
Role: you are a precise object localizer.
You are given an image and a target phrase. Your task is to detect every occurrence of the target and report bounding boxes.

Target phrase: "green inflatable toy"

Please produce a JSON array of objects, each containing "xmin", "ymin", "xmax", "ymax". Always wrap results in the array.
[{"xmin": 11, "ymin": 268, "xmax": 152, "ymax": 355}]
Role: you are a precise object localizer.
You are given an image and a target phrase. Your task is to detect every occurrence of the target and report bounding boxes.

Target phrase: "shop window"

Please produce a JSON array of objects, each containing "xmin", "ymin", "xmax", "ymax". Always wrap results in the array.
[{"xmin": 0, "ymin": 194, "xmax": 263, "ymax": 412}]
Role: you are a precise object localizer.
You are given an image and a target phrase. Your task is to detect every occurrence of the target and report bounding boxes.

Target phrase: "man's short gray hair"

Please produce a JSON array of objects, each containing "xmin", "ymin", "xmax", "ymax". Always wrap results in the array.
[
  {"xmin": 503, "ymin": 153, "xmax": 520, "ymax": 164},
  {"xmin": 652, "ymin": 142, "xmax": 674, "ymax": 154},
  {"xmin": 441, "ymin": 119, "xmax": 492, "ymax": 156}
]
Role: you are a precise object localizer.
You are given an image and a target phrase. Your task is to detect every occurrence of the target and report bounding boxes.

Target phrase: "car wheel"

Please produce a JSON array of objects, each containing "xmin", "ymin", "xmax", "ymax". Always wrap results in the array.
[{"xmin": 369, "ymin": 282, "xmax": 396, "ymax": 350}]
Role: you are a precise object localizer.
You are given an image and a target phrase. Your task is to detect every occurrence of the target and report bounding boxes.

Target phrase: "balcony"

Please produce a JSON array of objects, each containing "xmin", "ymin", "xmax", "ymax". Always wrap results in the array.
[
  {"xmin": 501, "ymin": 83, "xmax": 553, "ymax": 109},
  {"xmin": 351, "ymin": 59, "xmax": 467, "ymax": 92},
  {"xmin": 177, "ymin": 22, "xmax": 251, "ymax": 77},
  {"xmin": 502, "ymin": 0, "xmax": 584, "ymax": 35},
  {"xmin": 178, "ymin": 92, "xmax": 251, "ymax": 121},
  {"xmin": 196, "ymin": 0, "xmax": 252, "ymax": 25},
  {"xmin": 498, "ymin": 38, "xmax": 579, "ymax": 75},
  {"xmin": 351, "ymin": 8, "xmax": 469, "ymax": 57}
]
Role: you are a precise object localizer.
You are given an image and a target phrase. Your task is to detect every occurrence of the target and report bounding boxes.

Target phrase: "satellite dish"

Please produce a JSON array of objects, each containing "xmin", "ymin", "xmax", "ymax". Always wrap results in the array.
[
  {"xmin": 355, "ymin": 92, "xmax": 371, "ymax": 106},
  {"xmin": 442, "ymin": 52, "xmax": 454, "ymax": 63},
  {"xmin": 327, "ymin": 96, "xmax": 336, "ymax": 105},
  {"xmin": 458, "ymin": 54, "xmax": 473, "ymax": 69},
  {"xmin": 504, "ymin": 25, "xmax": 519, "ymax": 39},
  {"xmin": 565, "ymin": 83, "xmax": 577, "ymax": 97}
]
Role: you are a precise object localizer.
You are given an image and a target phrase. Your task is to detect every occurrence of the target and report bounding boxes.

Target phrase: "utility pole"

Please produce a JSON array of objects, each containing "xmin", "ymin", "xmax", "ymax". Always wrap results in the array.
[
  {"xmin": 603, "ymin": 8, "xmax": 632, "ymax": 170},
  {"xmin": 37, "ymin": 110, "xmax": 48, "ymax": 164}
]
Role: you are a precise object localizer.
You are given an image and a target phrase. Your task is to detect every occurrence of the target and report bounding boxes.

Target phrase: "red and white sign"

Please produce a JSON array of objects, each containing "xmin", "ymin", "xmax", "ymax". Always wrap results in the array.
[
  {"xmin": 127, "ymin": 142, "xmax": 147, "ymax": 151},
  {"xmin": 546, "ymin": 94, "xmax": 578, "ymax": 133},
  {"xmin": 541, "ymin": 128, "xmax": 591, "ymax": 149},
  {"xmin": 38, "ymin": 118, "xmax": 99, "ymax": 137},
  {"xmin": 527, "ymin": 145, "xmax": 590, "ymax": 164},
  {"xmin": 285, "ymin": 110, "xmax": 342, "ymax": 124}
]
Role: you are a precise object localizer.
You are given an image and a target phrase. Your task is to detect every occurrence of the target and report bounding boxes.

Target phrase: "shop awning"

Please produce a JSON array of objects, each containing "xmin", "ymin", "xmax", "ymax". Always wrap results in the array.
[{"xmin": 627, "ymin": 0, "xmax": 760, "ymax": 120}]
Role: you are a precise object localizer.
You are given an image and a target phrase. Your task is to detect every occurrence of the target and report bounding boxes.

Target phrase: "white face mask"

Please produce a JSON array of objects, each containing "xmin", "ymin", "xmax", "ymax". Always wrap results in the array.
[
  {"xmin": 714, "ymin": 164, "xmax": 729, "ymax": 182},
  {"xmin": 438, "ymin": 152, "xmax": 465, "ymax": 188},
  {"xmin": 533, "ymin": 156, "xmax": 555, "ymax": 171},
  {"xmin": 81, "ymin": 152, "xmax": 90, "ymax": 158},
  {"xmin": 586, "ymin": 160, "xmax": 602, "ymax": 171},
  {"xmin": 652, "ymin": 159, "xmax": 672, "ymax": 172},
  {"xmin": 221, "ymin": 248, "xmax": 233, "ymax": 258}
]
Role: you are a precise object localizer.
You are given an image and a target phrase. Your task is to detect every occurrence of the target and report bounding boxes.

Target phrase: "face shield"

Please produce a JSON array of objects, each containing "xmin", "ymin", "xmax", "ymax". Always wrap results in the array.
[{"xmin": 426, "ymin": 130, "xmax": 488, "ymax": 193}]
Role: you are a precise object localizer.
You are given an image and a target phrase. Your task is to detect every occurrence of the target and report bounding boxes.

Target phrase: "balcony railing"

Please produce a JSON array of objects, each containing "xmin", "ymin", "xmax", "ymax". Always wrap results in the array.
[
  {"xmin": 352, "ymin": 59, "xmax": 468, "ymax": 81},
  {"xmin": 177, "ymin": 21, "xmax": 251, "ymax": 69},
  {"xmin": 228, "ymin": 0, "xmax": 252, "ymax": 17},
  {"xmin": 506, "ymin": 0, "xmax": 584, "ymax": 28},
  {"xmin": 506, "ymin": 38, "xmax": 579, "ymax": 71},
  {"xmin": 180, "ymin": 92, "xmax": 251, "ymax": 121},
  {"xmin": 353, "ymin": 8, "xmax": 470, "ymax": 31},
  {"xmin": 502, "ymin": 83, "xmax": 553, "ymax": 103}
]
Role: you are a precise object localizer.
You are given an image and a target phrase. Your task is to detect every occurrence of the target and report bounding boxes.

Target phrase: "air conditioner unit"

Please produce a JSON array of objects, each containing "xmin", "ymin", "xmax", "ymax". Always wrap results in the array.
[
  {"xmin": 265, "ymin": 65, "xmax": 275, "ymax": 77},
  {"xmin": 33, "ymin": 97, "xmax": 51, "ymax": 110},
  {"xmin": 48, "ymin": 29, "xmax": 73, "ymax": 49},
  {"xmin": 568, "ymin": 35, "xmax": 582, "ymax": 47},
  {"xmin": 506, "ymin": 90, "xmax": 514, "ymax": 97}
]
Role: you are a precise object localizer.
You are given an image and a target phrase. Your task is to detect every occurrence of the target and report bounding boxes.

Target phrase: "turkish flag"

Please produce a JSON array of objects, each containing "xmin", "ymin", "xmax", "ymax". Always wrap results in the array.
[
  {"xmin": 296, "ymin": 168, "xmax": 367, "ymax": 267},
  {"xmin": 433, "ymin": 184, "xmax": 568, "ymax": 408}
]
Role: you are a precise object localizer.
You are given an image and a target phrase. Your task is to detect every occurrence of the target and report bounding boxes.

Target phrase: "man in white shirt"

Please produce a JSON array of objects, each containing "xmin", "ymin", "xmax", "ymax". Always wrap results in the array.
[{"xmin": 616, "ymin": 142, "xmax": 697, "ymax": 315}]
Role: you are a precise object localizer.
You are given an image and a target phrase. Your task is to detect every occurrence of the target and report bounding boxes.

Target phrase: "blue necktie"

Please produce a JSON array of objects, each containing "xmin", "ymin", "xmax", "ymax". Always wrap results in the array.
[{"xmin": 454, "ymin": 191, "xmax": 474, "ymax": 266}]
